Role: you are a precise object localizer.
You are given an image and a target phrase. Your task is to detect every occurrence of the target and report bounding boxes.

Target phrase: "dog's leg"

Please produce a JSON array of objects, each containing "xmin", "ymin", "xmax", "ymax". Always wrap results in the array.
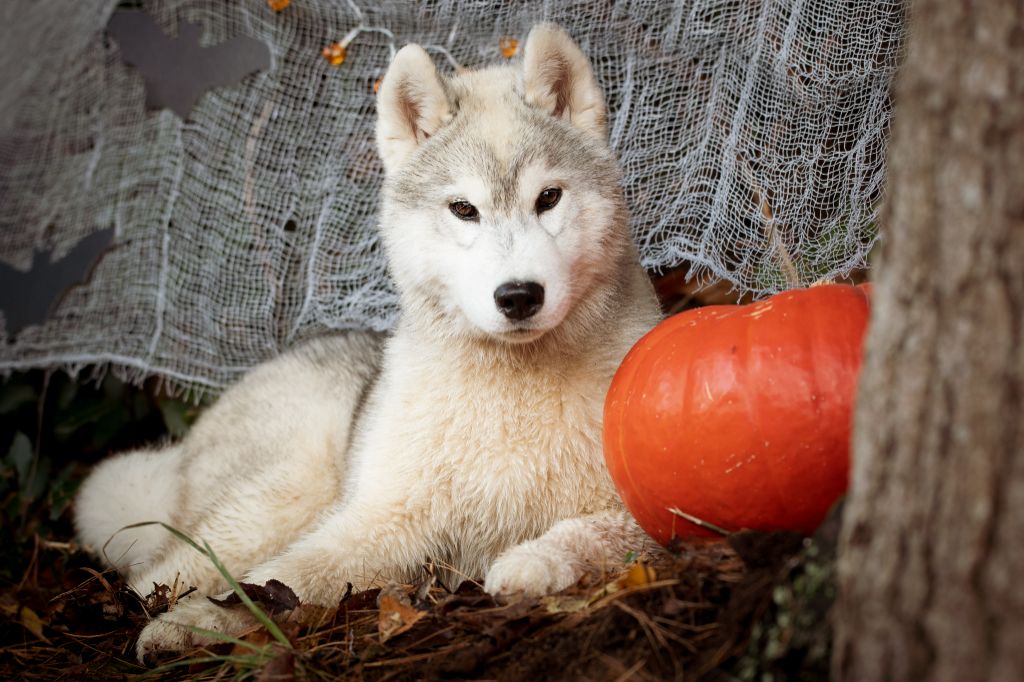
[
  {"xmin": 484, "ymin": 510, "xmax": 657, "ymax": 598},
  {"xmin": 79, "ymin": 332, "xmax": 380, "ymax": 595},
  {"xmin": 134, "ymin": 492, "xmax": 434, "ymax": 662}
]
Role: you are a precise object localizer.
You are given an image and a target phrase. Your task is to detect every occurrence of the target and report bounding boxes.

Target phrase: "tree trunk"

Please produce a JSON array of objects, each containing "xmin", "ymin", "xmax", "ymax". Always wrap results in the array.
[{"xmin": 834, "ymin": 1, "xmax": 1024, "ymax": 680}]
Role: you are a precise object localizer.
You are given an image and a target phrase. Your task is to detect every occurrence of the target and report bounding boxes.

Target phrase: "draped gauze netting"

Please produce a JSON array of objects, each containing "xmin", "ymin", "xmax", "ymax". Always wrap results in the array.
[{"xmin": 0, "ymin": 0, "xmax": 906, "ymax": 392}]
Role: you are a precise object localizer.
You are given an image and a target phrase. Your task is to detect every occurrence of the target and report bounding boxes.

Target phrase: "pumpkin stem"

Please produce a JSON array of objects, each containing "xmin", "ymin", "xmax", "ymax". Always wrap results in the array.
[{"xmin": 666, "ymin": 507, "xmax": 732, "ymax": 537}]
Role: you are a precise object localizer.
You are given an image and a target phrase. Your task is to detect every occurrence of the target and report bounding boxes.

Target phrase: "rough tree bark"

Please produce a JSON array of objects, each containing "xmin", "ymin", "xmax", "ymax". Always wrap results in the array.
[{"xmin": 834, "ymin": 1, "xmax": 1024, "ymax": 681}]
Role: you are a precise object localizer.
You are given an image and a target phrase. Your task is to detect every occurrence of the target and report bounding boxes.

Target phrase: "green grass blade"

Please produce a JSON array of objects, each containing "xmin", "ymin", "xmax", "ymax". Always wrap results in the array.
[
  {"xmin": 187, "ymin": 626, "xmax": 269, "ymax": 653},
  {"xmin": 132, "ymin": 652, "xmax": 270, "ymax": 679},
  {"xmin": 119, "ymin": 522, "xmax": 293, "ymax": 649},
  {"xmin": 117, "ymin": 521, "xmax": 206, "ymax": 556},
  {"xmin": 200, "ymin": 539, "xmax": 292, "ymax": 648}
]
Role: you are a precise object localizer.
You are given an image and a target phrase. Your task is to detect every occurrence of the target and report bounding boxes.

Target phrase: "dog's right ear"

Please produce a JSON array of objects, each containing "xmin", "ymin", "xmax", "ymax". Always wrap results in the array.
[{"xmin": 376, "ymin": 45, "xmax": 451, "ymax": 174}]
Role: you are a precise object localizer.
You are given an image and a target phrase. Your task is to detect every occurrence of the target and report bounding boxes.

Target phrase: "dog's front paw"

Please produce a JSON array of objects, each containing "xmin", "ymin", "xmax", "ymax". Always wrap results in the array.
[
  {"xmin": 135, "ymin": 596, "xmax": 257, "ymax": 664},
  {"xmin": 484, "ymin": 546, "xmax": 579, "ymax": 599},
  {"xmin": 135, "ymin": 614, "xmax": 193, "ymax": 664}
]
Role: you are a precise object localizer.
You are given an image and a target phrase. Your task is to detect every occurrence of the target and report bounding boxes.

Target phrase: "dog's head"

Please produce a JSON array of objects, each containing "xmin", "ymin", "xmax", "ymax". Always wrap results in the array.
[{"xmin": 376, "ymin": 25, "xmax": 631, "ymax": 344}]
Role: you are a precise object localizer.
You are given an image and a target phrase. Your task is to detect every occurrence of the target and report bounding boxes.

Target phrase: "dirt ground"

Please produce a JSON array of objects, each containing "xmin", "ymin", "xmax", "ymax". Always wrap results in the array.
[{"xmin": 0, "ymin": 511, "xmax": 838, "ymax": 681}]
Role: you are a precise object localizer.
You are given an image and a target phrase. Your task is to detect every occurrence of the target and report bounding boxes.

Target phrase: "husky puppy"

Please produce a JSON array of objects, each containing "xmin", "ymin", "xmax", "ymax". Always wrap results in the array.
[{"xmin": 74, "ymin": 24, "xmax": 662, "ymax": 661}]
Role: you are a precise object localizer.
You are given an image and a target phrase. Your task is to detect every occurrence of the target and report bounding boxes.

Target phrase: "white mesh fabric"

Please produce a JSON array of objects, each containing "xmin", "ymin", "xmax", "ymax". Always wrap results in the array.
[{"xmin": 0, "ymin": 0, "xmax": 906, "ymax": 392}]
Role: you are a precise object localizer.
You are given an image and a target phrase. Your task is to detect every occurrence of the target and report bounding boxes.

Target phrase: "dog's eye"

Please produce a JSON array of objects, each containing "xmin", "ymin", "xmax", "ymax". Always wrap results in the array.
[
  {"xmin": 449, "ymin": 200, "xmax": 479, "ymax": 221},
  {"xmin": 536, "ymin": 187, "xmax": 562, "ymax": 213}
]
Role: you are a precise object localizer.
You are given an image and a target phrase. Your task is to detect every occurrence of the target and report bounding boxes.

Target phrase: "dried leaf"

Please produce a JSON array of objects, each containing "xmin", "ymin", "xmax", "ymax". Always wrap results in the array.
[
  {"xmin": 20, "ymin": 605, "xmax": 51, "ymax": 644},
  {"xmin": 267, "ymin": 0, "xmax": 290, "ymax": 11},
  {"xmin": 622, "ymin": 562, "xmax": 657, "ymax": 588},
  {"xmin": 377, "ymin": 587, "xmax": 426, "ymax": 642},
  {"xmin": 288, "ymin": 603, "xmax": 335, "ymax": 629},
  {"xmin": 231, "ymin": 627, "xmax": 272, "ymax": 657},
  {"xmin": 209, "ymin": 579, "xmax": 299, "ymax": 615},
  {"xmin": 0, "ymin": 594, "xmax": 18, "ymax": 617},
  {"xmin": 337, "ymin": 586, "xmax": 380, "ymax": 619},
  {"xmin": 542, "ymin": 596, "xmax": 590, "ymax": 614},
  {"xmin": 413, "ymin": 564, "xmax": 439, "ymax": 606},
  {"xmin": 256, "ymin": 647, "xmax": 295, "ymax": 682}
]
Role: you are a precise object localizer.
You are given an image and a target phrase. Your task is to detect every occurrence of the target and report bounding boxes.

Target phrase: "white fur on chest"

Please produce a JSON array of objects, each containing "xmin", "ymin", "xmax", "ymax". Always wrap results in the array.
[{"xmin": 348, "ymin": 333, "xmax": 619, "ymax": 568}]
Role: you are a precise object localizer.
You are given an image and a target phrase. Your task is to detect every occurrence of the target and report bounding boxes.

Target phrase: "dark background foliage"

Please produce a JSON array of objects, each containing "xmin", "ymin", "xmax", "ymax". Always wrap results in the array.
[{"xmin": 0, "ymin": 371, "xmax": 200, "ymax": 583}]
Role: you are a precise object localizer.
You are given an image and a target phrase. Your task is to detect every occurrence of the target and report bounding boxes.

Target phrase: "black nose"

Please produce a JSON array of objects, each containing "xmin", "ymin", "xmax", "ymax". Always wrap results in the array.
[{"xmin": 494, "ymin": 281, "xmax": 545, "ymax": 321}]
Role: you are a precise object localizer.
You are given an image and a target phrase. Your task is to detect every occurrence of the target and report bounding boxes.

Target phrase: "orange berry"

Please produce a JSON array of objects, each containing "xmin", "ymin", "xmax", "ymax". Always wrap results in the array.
[
  {"xmin": 322, "ymin": 42, "xmax": 347, "ymax": 66},
  {"xmin": 499, "ymin": 36, "xmax": 519, "ymax": 59}
]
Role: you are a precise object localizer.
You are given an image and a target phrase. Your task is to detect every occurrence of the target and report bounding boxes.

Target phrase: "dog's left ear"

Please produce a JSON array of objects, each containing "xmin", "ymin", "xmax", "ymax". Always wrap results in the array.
[{"xmin": 522, "ymin": 25, "xmax": 606, "ymax": 140}]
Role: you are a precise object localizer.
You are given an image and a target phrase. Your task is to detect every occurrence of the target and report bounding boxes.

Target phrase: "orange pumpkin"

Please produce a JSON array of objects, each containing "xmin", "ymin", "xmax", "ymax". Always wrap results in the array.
[{"xmin": 604, "ymin": 284, "xmax": 871, "ymax": 543}]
